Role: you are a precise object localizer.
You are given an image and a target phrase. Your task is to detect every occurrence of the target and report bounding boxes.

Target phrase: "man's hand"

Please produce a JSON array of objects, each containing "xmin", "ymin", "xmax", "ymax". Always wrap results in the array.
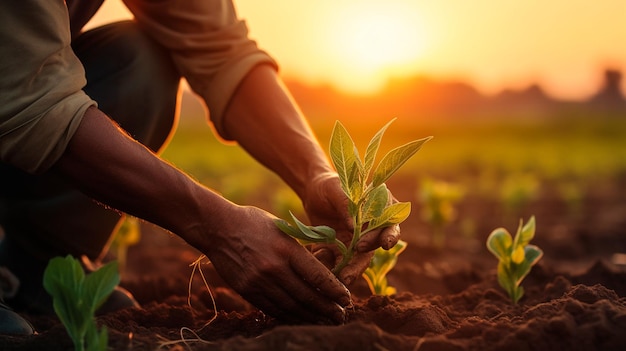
[
  {"xmin": 302, "ymin": 172, "xmax": 401, "ymax": 285},
  {"xmin": 54, "ymin": 108, "xmax": 350, "ymax": 324},
  {"xmin": 197, "ymin": 205, "xmax": 351, "ymax": 324}
]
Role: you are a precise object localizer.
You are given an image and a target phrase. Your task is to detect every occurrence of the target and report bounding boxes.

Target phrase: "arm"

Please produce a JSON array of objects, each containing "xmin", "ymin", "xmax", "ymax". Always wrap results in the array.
[
  {"xmin": 222, "ymin": 65, "xmax": 401, "ymax": 284},
  {"xmin": 222, "ymin": 64, "xmax": 333, "ymax": 201},
  {"xmin": 124, "ymin": 0, "xmax": 399, "ymax": 283},
  {"xmin": 52, "ymin": 107, "xmax": 350, "ymax": 323}
]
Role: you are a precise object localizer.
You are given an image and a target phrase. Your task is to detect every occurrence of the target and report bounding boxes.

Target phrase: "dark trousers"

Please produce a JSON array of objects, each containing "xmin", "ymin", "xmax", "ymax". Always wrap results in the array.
[{"xmin": 0, "ymin": 21, "xmax": 181, "ymax": 311}]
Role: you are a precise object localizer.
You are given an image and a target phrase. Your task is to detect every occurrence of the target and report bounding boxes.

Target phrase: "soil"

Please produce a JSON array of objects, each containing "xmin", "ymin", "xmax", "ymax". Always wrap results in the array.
[{"xmin": 2, "ymin": 175, "xmax": 626, "ymax": 351}]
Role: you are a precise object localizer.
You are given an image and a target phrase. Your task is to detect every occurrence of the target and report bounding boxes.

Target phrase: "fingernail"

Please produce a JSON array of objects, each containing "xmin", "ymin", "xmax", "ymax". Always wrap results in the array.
[
  {"xmin": 333, "ymin": 307, "xmax": 346, "ymax": 324},
  {"xmin": 339, "ymin": 294, "xmax": 352, "ymax": 307},
  {"xmin": 383, "ymin": 236, "xmax": 395, "ymax": 249}
]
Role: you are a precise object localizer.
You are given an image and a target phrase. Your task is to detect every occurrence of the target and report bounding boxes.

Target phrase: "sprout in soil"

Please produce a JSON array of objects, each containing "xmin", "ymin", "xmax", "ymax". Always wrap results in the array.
[
  {"xmin": 363, "ymin": 239, "xmax": 407, "ymax": 295},
  {"xmin": 110, "ymin": 215, "xmax": 141, "ymax": 276},
  {"xmin": 486, "ymin": 216, "xmax": 543, "ymax": 303},
  {"xmin": 43, "ymin": 255, "xmax": 120, "ymax": 351},
  {"xmin": 419, "ymin": 178, "xmax": 464, "ymax": 248},
  {"xmin": 275, "ymin": 118, "xmax": 431, "ymax": 276}
]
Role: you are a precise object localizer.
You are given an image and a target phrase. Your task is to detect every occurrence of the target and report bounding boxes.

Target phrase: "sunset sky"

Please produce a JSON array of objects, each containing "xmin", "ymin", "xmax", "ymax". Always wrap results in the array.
[{"xmin": 87, "ymin": 0, "xmax": 626, "ymax": 100}]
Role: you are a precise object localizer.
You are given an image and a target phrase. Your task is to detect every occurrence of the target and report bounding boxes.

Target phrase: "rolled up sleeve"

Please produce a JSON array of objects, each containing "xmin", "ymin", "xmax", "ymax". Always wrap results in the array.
[
  {"xmin": 123, "ymin": 0, "xmax": 277, "ymax": 140},
  {"xmin": 0, "ymin": 1, "xmax": 96, "ymax": 174}
]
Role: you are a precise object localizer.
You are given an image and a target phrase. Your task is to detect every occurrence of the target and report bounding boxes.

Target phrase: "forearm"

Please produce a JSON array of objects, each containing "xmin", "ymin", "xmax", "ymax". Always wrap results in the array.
[
  {"xmin": 52, "ymin": 106, "xmax": 232, "ymax": 246},
  {"xmin": 222, "ymin": 65, "xmax": 334, "ymax": 199}
]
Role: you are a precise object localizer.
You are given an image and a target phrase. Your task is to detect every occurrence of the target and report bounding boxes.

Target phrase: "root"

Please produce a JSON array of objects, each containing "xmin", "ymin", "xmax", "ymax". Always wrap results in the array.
[
  {"xmin": 156, "ymin": 327, "xmax": 214, "ymax": 350},
  {"xmin": 156, "ymin": 255, "xmax": 218, "ymax": 350},
  {"xmin": 188, "ymin": 255, "xmax": 218, "ymax": 330}
]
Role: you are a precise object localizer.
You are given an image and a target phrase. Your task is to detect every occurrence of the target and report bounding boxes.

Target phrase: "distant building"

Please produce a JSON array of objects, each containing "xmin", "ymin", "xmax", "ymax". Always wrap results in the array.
[{"xmin": 588, "ymin": 69, "xmax": 626, "ymax": 112}]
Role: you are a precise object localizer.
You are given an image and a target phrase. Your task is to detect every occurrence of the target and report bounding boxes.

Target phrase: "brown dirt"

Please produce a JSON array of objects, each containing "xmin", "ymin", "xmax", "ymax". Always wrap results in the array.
[{"xmin": 2, "ymin": 175, "xmax": 626, "ymax": 351}]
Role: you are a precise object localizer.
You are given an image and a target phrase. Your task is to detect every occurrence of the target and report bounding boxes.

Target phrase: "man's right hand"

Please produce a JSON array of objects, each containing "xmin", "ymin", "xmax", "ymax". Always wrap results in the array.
[
  {"xmin": 193, "ymin": 205, "xmax": 352, "ymax": 324},
  {"xmin": 53, "ymin": 108, "xmax": 350, "ymax": 324}
]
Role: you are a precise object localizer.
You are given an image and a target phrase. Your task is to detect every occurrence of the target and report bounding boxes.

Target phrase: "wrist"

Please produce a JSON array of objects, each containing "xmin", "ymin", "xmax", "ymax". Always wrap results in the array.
[
  {"xmin": 300, "ymin": 171, "xmax": 342, "ymax": 214},
  {"xmin": 172, "ymin": 186, "xmax": 237, "ymax": 252}
]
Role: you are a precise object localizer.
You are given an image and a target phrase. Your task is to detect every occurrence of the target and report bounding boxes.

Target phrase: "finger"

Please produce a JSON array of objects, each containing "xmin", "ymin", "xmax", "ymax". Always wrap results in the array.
[
  {"xmin": 290, "ymin": 250, "xmax": 352, "ymax": 309},
  {"xmin": 379, "ymin": 224, "xmax": 401, "ymax": 249},
  {"xmin": 356, "ymin": 224, "xmax": 401, "ymax": 252},
  {"xmin": 337, "ymin": 251, "xmax": 374, "ymax": 286},
  {"xmin": 244, "ymin": 279, "xmax": 338, "ymax": 324},
  {"xmin": 271, "ymin": 277, "xmax": 346, "ymax": 324},
  {"xmin": 311, "ymin": 245, "xmax": 335, "ymax": 269}
]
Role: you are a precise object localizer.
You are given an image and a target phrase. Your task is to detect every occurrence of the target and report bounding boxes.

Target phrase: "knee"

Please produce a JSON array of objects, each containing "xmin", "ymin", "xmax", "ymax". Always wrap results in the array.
[
  {"xmin": 76, "ymin": 21, "xmax": 182, "ymax": 150},
  {"xmin": 103, "ymin": 21, "xmax": 180, "ymax": 96}
]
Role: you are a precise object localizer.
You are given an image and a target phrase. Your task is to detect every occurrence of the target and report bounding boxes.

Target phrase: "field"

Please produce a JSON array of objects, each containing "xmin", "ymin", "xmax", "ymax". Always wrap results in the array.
[{"xmin": 3, "ymin": 110, "xmax": 626, "ymax": 350}]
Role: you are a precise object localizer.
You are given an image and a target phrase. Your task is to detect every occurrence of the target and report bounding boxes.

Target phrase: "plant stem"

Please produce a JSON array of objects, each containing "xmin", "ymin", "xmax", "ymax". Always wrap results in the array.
[{"xmin": 332, "ymin": 209, "xmax": 363, "ymax": 275}]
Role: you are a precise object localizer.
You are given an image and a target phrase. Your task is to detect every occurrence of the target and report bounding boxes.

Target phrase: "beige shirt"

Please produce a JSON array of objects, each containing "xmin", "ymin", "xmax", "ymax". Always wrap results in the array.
[{"xmin": 0, "ymin": 0, "xmax": 277, "ymax": 174}]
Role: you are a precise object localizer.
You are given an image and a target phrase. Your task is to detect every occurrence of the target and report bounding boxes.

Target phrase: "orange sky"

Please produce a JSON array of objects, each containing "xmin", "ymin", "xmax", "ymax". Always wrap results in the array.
[{"xmin": 88, "ymin": 0, "xmax": 626, "ymax": 100}]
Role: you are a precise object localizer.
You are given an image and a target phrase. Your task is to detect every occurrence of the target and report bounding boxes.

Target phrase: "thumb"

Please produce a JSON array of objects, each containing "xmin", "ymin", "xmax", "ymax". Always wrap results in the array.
[{"xmin": 337, "ymin": 251, "xmax": 375, "ymax": 286}]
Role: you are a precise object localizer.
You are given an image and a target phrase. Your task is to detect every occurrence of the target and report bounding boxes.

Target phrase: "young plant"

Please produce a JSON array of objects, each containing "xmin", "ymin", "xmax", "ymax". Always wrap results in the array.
[
  {"xmin": 486, "ymin": 216, "xmax": 543, "ymax": 303},
  {"xmin": 43, "ymin": 255, "xmax": 120, "ymax": 351},
  {"xmin": 419, "ymin": 178, "xmax": 464, "ymax": 248},
  {"xmin": 111, "ymin": 216, "xmax": 141, "ymax": 276},
  {"xmin": 275, "ymin": 119, "xmax": 431, "ymax": 275},
  {"xmin": 362, "ymin": 240, "xmax": 407, "ymax": 295},
  {"xmin": 500, "ymin": 173, "xmax": 540, "ymax": 218}
]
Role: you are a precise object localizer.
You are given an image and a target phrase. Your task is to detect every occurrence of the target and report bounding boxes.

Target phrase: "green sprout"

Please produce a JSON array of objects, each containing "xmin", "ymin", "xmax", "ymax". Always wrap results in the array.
[
  {"xmin": 111, "ymin": 216, "xmax": 141, "ymax": 276},
  {"xmin": 362, "ymin": 240, "xmax": 407, "ymax": 295},
  {"xmin": 500, "ymin": 173, "xmax": 540, "ymax": 217},
  {"xmin": 275, "ymin": 119, "xmax": 431, "ymax": 276},
  {"xmin": 43, "ymin": 255, "xmax": 120, "ymax": 351},
  {"xmin": 419, "ymin": 178, "xmax": 464, "ymax": 248},
  {"xmin": 486, "ymin": 216, "xmax": 543, "ymax": 303}
]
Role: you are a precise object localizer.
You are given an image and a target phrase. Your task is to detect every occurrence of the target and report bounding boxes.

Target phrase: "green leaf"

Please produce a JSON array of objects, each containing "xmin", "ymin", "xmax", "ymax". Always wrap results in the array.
[
  {"xmin": 274, "ymin": 218, "xmax": 310, "ymax": 241},
  {"xmin": 524, "ymin": 245, "xmax": 543, "ymax": 266},
  {"xmin": 43, "ymin": 255, "xmax": 118, "ymax": 351},
  {"xmin": 275, "ymin": 212, "xmax": 337, "ymax": 244},
  {"xmin": 47, "ymin": 279, "xmax": 86, "ymax": 346},
  {"xmin": 362, "ymin": 268, "xmax": 378, "ymax": 294},
  {"xmin": 83, "ymin": 261, "xmax": 120, "ymax": 312},
  {"xmin": 372, "ymin": 136, "xmax": 432, "ymax": 187},
  {"xmin": 514, "ymin": 216, "xmax": 536, "ymax": 249},
  {"xmin": 369, "ymin": 240, "xmax": 407, "ymax": 277},
  {"xmin": 363, "ymin": 240, "xmax": 407, "ymax": 295},
  {"xmin": 311, "ymin": 225, "xmax": 337, "ymax": 238},
  {"xmin": 363, "ymin": 119, "xmax": 395, "ymax": 181},
  {"xmin": 362, "ymin": 184, "xmax": 389, "ymax": 222},
  {"xmin": 329, "ymin": 121, "xmax": 360, "ymax": 200},
  {"xmin": 497, "ymin": 261, "xmax": 516, "ymax": 299},
  {"xmin": 290, "ymin": 212, "xmax": 336, "ymax": 242},
  {"xmin": 43, "ymin": 255, "xmax": 85, "ymax": 294},
  {"xmin": 347, "ymin": 200, "xmax": 359, "ymax": 218},
  {"xmin": 43, "ymin": 256, "xmax": 88, "ymax": 346},
  {"xmin": 367, "ymin": 202, "xmax": 411, "ymax": 232},
  {"xmin": 347, "ymin": 161, "xmax": 364, "ymax": 202},
  {"xmin": 86, "ymin": 326, "xmax": 108, "ymax": 351},
  {"xmin": 486, "ymin": 228, "xmax": 512, "ymax": 260}
]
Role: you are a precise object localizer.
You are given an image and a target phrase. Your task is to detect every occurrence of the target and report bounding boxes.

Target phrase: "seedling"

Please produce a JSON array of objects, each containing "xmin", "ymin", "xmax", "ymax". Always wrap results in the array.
[
  {"xmin": 486, "ymin": 216, "xmax": 543, "ymax": 303},
  {"xmin": 111, "ymin": 216, "xmax": 141, "ymax": 276},
  {"xmin": 362, "ymin": 240, "xmax": 407, "ymax": 295},
  {"xmin": 275, "ymin": 119, "xmax": 431, "ymax": 275},
  {"xmin": 500, "ymin": 173, "xmax": 539, "ymax": 218},
  {"xmin": 419, "ymin": 178, "xmax": 464, "ymax": 248},
  {"xmin": 43, "ymin": 255, "xmax": 120, "ymax": 351}
]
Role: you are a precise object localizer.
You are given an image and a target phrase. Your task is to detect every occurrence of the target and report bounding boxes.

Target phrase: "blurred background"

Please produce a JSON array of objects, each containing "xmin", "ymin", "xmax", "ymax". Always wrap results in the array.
[{"xmin": 90, "ymin": 1, "xmax": 626, "ymax": 253}]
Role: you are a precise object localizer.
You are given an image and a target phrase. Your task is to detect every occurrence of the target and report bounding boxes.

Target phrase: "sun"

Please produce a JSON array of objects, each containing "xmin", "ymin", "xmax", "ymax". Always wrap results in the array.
[
  {"xmin": 342, "ymin": 10, "xmax": 425, "ymax": 69},
  {"xmin": 324, "ymin": 3, "xmax": 429, "ymax": 94}
]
